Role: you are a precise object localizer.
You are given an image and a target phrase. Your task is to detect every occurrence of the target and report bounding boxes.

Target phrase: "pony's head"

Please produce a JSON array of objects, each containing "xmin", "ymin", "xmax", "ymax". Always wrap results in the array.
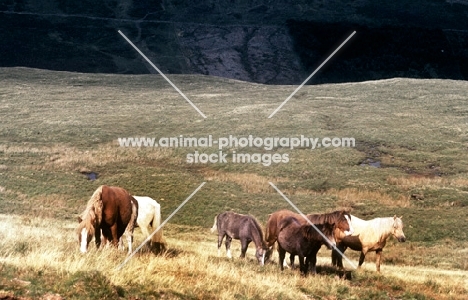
[
  {"xmin": 336, "ymin": 211, "xmax": 354, "ymax": 236},
  {"xmin": 392, "ymin": 215, "xmax": 406, "ymax": 242},
  {"xmin": 255, "ymin": 246, "xmax": 273, "ymax": 266},
  {"xmin": 76, "ymin": 185, "xmax": 103, "ymax": 253},
  {"xmin": 76, "ymin": 210, "xmax": 97, "ymax": 253}
]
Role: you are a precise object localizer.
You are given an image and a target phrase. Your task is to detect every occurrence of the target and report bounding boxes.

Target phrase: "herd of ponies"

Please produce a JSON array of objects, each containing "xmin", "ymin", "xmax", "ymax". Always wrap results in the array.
[{"xmin": 77, "ymin": 185, "xmax": 406, "ymax": 275}]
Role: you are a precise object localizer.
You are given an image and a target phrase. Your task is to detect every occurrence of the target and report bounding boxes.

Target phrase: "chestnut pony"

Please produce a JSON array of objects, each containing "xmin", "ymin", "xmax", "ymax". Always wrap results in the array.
[{"xmin": 77, "ymin": 185, "xmax": 138, "ymax": 253}]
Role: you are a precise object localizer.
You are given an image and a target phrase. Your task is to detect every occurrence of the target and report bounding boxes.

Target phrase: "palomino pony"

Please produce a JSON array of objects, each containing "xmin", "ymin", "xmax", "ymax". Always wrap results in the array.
[
  {"xmin": 277, "ymin": 216, "xmax": 336, "ymax": 275},
  {"xmin": 211, "ymin": 211, "xmax": 271, "ymax": 265},
  {"xmin": 331, "ymin": 215, "xmax": 406, "ymax": 272},
  {"xmin": 77, "ymin": 185, "xmax": 138, "ymax": 254},
  {"xmin": 132, "ymin": 196, "xmax": 167, "ymax": 252}
]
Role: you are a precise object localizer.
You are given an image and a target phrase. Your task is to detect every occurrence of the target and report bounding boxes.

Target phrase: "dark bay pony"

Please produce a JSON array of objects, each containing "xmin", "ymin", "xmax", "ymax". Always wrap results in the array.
[
  {"xmin": 77, "ymin": 185, "xmax": 138, "ymax": 253},
  {"xmin": 265, "ymin": 209, "xmax": 353, "ymax": 268},
  {"xmin": 211, "ymin": 211, "xmax": 271, "ymax": 265},
  {"xmin": 277, "ymin": 216, "xmax": 336, "ymax": 275},
  {"xmin": 331, "ymin": 215, "xmax": 406, "ymax": 272}
]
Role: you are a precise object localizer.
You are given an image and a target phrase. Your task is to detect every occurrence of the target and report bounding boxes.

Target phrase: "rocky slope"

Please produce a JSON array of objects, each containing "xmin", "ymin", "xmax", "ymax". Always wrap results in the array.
[{"xmin": 1, "ymin": 0, "xmax": 467, "ymax": 83}]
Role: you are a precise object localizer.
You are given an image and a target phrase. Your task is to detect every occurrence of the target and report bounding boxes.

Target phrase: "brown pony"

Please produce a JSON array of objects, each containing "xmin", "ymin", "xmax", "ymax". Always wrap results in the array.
[
  {"xmin": 265, "ymin": 209, "xmax": 353, "ymax": 268},
  {"xmin": 77, "ymin": 185, "xmax": 138, "ymax": 253},
  {"xmin": 211, "ymin": 211, "xmax": 272, "ymax": 265},
  {"xmin": 265, "ymin": 209, "xmax": 353, "ymax": 248},
  {"xmin": 277, "ymin": 216, "xmax": 336, "ymax": 275}
]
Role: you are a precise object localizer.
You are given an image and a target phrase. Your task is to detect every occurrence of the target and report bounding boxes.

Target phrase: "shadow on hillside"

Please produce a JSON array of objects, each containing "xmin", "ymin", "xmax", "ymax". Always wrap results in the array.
[
  {"xmin": 133, "ymin": 243, "xmax": 186, "ymax": 258},
  {"xmin": 315, "ymin": 265, "xmax": 353, "ymax": 280},
  {"xmin": 158, "ymin": 247, "xmax": 184, "ymax": 258},
  {"xmin": 264, "ymin": 259, "xmax": 353, "ymax": 280}
]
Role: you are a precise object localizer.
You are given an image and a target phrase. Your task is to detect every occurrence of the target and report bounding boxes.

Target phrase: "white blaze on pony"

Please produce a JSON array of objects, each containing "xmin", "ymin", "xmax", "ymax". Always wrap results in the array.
[
  {"xmin": 80, "ymin": 228, "xmax": 89, "ymax": 253},
  {"xmin": 343, "ymin": 214, "xmax": 354, "ymax": 236},
  {"xmin": 332, "ymin": 215, "xmax": 406, "ymax": 272}
]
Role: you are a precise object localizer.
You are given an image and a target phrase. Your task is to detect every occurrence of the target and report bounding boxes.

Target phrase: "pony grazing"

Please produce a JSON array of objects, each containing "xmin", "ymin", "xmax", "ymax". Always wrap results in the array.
[
  {"xmin": 211, "ymin": 211, "xmax": 271, "ymax": 265},
  {"xmin": 77, "ymin": 185, "xmax": 138, "ymax": 254},
  {"xmin": 277, "ymin": 216, "xmax": 336, "ymax": 275},
  {"xmin": 132, "ymin": 196, "xmax": 167, "ymax": 252},
  {"xmin": 331, "ymin": 215, "xmax": 406, "ymax": 272}
]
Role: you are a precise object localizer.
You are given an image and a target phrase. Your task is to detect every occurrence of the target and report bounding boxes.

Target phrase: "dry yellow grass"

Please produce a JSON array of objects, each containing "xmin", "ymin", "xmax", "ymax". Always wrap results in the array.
[
  {"xmin": 202, "ymin": 169, "xmax": 286, "ymax": 194},
  {"xmin": 1, "ymin": 214, "xmax": 467, "ymax": 299},
  {"xmin": 328, "ymin": 187, "xmax": 411, "ymax": 208},
  {"xmin": 387, "ymin": 175, "xmax": 468, "ymax": 190},
  {"xmin": 2, "ymin": 69, "xmax": 468, "ymax": 299},
  {"xmin": 0, "ymin": 143, "xmax": 174, "ymax": 172},
  {"xmin": 201, "ymin": 169, "xmax": 411, "ymax": 207}
]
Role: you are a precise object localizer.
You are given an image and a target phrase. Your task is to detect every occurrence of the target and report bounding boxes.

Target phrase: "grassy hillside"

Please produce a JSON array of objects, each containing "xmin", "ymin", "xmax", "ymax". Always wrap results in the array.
[{"xmin": 0, "ymin": 67, "xmax": 468, "ymax": 299}]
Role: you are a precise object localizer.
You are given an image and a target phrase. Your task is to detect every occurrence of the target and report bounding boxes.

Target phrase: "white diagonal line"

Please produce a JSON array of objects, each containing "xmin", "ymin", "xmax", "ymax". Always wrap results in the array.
[
  {"xmin": 268, "ymin": 31, "xmax": 356, "ymax": 118},
  {"xmin": 116, "ymin": 182, "xmax": 206, "ymax": 270},
  {"xmin": 118, "ymin": 30, "xmax": 207, "ymax": 119},
  {"xmin": 268, "ymin": 182, "xmax": 357, "ymax": 270}
]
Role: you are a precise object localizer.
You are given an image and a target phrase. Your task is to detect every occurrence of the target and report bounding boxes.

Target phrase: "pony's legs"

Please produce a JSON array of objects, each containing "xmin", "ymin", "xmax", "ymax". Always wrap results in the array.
[
  {"xmin": 278, "ymin": 246, "xmax": 286, "ymax": 271},
  {"xmin": 125, "ymin": 231, "xmax": 133, "ymax": 254},
  {"xmin": 308, "ymin": 247, "xmax": 320, "ymax": 274},
  {"xmin": 225, "ymin": 236, "xmax": 233, "ymax": 258},
  {"xmin": 217, "ymin": 233, "xmax": 225, "ymax": 257},
  {"xmin": 299, "ymin": 255, "xmax": 307, "ymax": 275},
  {"xmin": 110, "ymin": 224, "xmax": 119, "ymax": 247},
  {"xmin": 94, "ymin": 228, "xmax": 102, "ymax": 249},
  {"xmin": 140, "ymin": 225, "xmax": 150, "ymax": 246},
  {"xmin": 289, "ymin": 254, "xmax": 295, "ymax": 269},
  {"xmin": 375, "ymin": 250, "xmax": 382, "ymax": 272},
  {"xmin": 102, "ymin": 228, "xmax": 112, "ymax": 249},
  {"xmin": 217, "ymin": 233, "xmax": 233, "ymax": 258},
  {"xmin": 358, "ymin": 251, "xmax": 367, "ymax": 268},
  {"xmin": 332, "ymin": 245, "xmax": 347, "ymax": 269},
  {"xmin": 239, "ymin": 239, "xmax": 250, "ymax": 258}
]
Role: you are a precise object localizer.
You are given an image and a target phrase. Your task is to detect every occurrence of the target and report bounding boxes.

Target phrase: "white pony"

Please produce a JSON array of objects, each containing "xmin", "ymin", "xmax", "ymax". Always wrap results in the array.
[
  {"xmin": 331, "ymin": 215, "xmax": 406, "ymax": 272},
  {"xmin": 120, "ymin": 196, "xmax": 167, "ymax": 252}
]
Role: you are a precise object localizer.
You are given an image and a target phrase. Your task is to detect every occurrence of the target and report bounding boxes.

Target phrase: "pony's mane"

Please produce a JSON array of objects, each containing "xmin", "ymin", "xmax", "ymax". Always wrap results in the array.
[
  {"xmin": 248, "ymin": 215, "xmax": 267, "ymax": 248},
  {"xmin": 307, "ymin": 210, "xmax": 348, "ymax": 225},
  {"xmin": 302, "ymin": 222, "xmax": 334, "ymax": 240},
  {"xmin": 279, "ymin": 216, "xmax": 301, "ymax": 231},
  {"xmin": 76, "ymin": 185, "xmax": 104, "ymax": 236}
]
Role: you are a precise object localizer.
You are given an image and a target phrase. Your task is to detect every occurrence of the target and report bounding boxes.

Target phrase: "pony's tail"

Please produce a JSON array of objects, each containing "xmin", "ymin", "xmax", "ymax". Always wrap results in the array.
[
  {"xmin": 264, "ymin": 214, "xmax": 273, "ymax": 242},
  {"xmin": 128, "ymin": 198, "xmax": 138, "ymax": 233},
  {"xmin": 210, "ymin": 215, "xmax": 218, "ymax": 233},
  {"xmin": 89, "ymin": 185, "xmax": 104, "ymax": 226},
  {"xmin": 122, "ymin": 197, "xmax": 138, "ymax": 254},
  {"xmin": 151, "ymin": 201, "xmax": 165, "ymax": 246}
]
